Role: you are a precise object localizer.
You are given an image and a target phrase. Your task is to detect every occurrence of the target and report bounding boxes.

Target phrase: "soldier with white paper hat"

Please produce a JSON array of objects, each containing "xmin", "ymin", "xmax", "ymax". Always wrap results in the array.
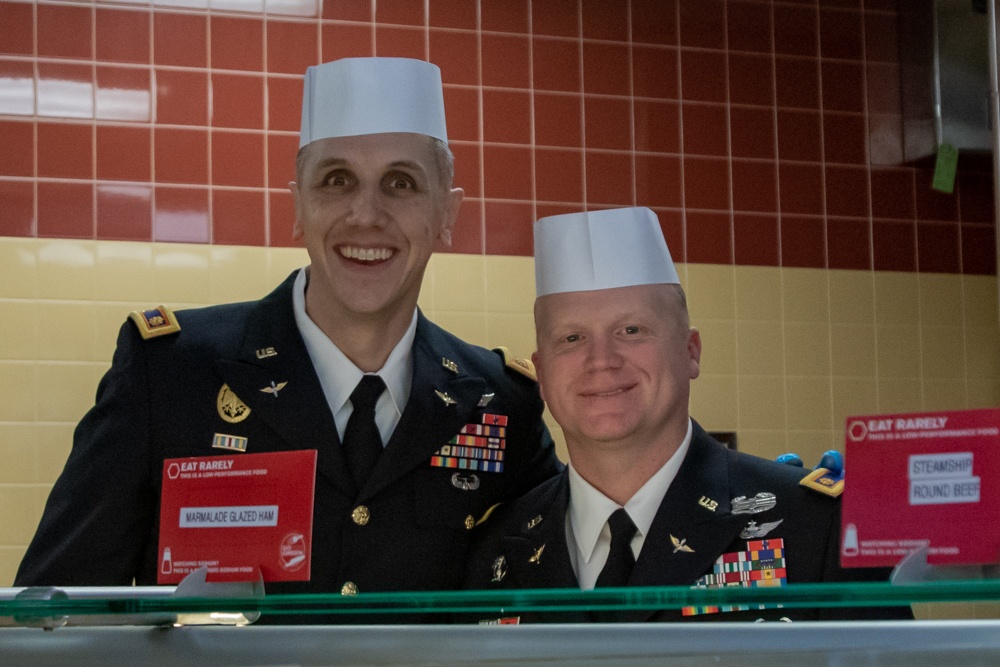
[
  {"xmin": 464, "ymin": 207, "xmax": 909, "ymax": 623},
  {"xmin": 17, "ymin": 57, "xmax": 561, "ymax": 608}
]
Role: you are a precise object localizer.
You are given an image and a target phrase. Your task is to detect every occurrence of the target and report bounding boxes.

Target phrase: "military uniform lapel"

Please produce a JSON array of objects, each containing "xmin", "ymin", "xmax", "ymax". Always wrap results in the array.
[
  {"xmin": 360, "ymin": 316, "xmax": 486, "ymax": 498},
  {"xmin": 212, "ymin": 275, "xmax": 355, "ymax": 496},
  {"xmin": 623, "ymin": 427, "xmax": 745, "ymax": 622}
]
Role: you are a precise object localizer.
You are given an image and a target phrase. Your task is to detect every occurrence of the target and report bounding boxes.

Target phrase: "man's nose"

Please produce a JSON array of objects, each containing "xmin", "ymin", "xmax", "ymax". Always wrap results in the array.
[
  {"xmin": 585, "ymin": 335, "xmax": 623, "ymax": 370},
  {"xmin": 345, "ymin": 186, "xmax": 383, "ymax": 227}
]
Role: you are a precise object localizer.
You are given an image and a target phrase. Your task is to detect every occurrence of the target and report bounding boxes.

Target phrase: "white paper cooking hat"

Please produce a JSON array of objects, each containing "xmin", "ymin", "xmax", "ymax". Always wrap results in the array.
[
  {"xmin": 299, "ymin": 57, "xmax": 448, "ymax": 148},
  {"xmin": 534, "ymin": 207, "xmax": 679, "ymax": 297}
]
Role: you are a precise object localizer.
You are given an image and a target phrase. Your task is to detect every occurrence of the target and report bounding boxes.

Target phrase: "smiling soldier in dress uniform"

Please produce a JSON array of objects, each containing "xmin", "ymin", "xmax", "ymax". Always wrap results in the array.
[
  {"xmin": 16, "ymin": 58, "xmax": 561, "ymax": 606},
  {"xmin": 463, "ymin": 207, "xmax": 909, "ymax": 622}
]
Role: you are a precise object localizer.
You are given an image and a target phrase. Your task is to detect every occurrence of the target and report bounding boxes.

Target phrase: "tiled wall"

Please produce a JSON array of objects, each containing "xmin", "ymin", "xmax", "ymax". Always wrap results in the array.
[{"xmin": 1, "ymin": 0, "xmax": 999, "ymax": 612}]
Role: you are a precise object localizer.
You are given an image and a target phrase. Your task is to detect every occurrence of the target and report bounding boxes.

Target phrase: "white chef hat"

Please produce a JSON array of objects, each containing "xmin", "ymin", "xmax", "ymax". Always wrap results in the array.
[
  {"xmin": 299, "ymin": 57, "xmax": 448, "ymax": 148},
  {"xmin": 534, "ymin": 207, "xmax": 679, "ymax": 297}
]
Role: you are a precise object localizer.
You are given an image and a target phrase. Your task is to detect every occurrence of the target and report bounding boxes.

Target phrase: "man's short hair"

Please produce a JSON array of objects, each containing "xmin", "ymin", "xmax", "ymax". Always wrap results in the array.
[{"xmin": 295, "ymin": 136, "xmax": 454, "ymax": 193}]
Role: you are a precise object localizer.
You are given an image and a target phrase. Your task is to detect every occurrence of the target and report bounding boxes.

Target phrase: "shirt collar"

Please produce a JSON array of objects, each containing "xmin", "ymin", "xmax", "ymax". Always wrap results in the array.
[
  {"xmin": 568, "ymin": 419, "xmax": 694, "ymax": 564},
  {"xmin": 291, "ymin": 268, "xmax": 415, "ymax": 439}
]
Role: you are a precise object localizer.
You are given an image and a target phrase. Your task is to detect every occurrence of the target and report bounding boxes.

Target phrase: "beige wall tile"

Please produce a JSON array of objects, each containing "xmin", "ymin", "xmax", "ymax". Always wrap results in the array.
[
  {"xmin": 831, "ymin": 376, "xmax": 879, "ymax": 427},
  {"xmin": 486, "ymin": 313, "xmax": 536, "ymax": 360},
  {"xmin": 829, "ymin": 270, "xmax": 874, "ymax": 325},
  {"xmin": 737, "ymin": 375, "xmax": 786, "ymax": 430},
  {"xmin": 873, "ymin": 271, "xmax": 920, "ymax": 326},
  {"xmin": 36, "ymin": 302, "xmax": 102, "ymax": 362},
  {"xmin": 685, "ymin": 264, "xmax": 736, "ymax": 321},
  {"xmin": 965, "ymin": 326, "xmax": 1000, "ymax": 380},
  {"xmin": 830, "ymin": 324, "xmax": 877, "ymax": 377},
  {"xmin": 877, "ymin": 377, "xmax": 925, "ymax": 413},
  {"xmin": 431, "ymin": 311, "xmax": 488, "ymax": 348},
  {"xmin": 783, "ymin": 322, "xmax": 831, "ymax": 376},
  {"xmin": 919, "ymin": 325, "xmax": 966, "ymax": 380},
  {"xmin": 736, "ymin": 429, "xmax": 788, "ymax": 461},
  {"xmin": 266, "ymin": 248, "xmax": 309, "ymax": 287},
  {"xmin": 433, "ymin": 254, "xmax": 487, "ymax": 313},
  {"xmin": 484, "ymin": 256, "xmax": 535, "ymax": 313},
  {"xmin": 962, "ymin": 275, "xmax": 999, "ymax": 327},
  {"xmin": 736, "ymin": 320, "xmax": 784, "ymax": 376},
  {"xmin": 696, "ymin": 319, "xmax": 737, "ymax": 376},
  {"xmin": 209, "ymin": 245, "xmax": 273, "ymax": 304},
  {"xmin": 0, "ymin": 425, "xmax": 38, "ymax": 483},
  {"xmin": 37, "ymin": 241, "xmax": 96, "ymax": 301},
  {"xmin": 0, "ymin": 362, "xmax": 37, "ymax": 421},
  {"xmin": 0, "ymin": 546, "xmax": 28, "ymax": 586},
  {"xmin": 782, "ymin": 268, "xmax": 830, "ymax": 323},
  {"xmin": 875, "ymin": 325, "xmax": 922, "ymax": 378},
  {"xmin": 785, "ymin": 430, "xmax": 837, "ymax": 467},
  {"xmin": 0, "ymin": 239, "xmax": 39, "ymax": 299},
  {"xmin": 921, "ymin": 379, "xmax": 967, "ymax": 410},
  {"xmin": 690, "ymin": 373, "xmax": 739, "ymax": 431},
  {"xmin": 94, "ymin": 242, "xmax": 155, "ymax": 303},
  {"xmin": 0, "ymin": 300, "xmax": 38, "ymax": 360},
  {"xmin": 152, "ymin": 245, "xmax": 213, "ymax": 305},
  {"xmin": 966, "ymin": 379, "xmax": 1000, "ymax": 408},
  {"xmin": 35, "ymin": 423, "xmax": 74, "ymax": 483},
  {"xmin": 784, "ymin": 376, "xmax": 833, "ymax": 430},
  {"xmin": 734, "ymin": 266, "xmax": 783, "ymax": 321},
  {"xmin": 918, "ymin": 273, "xmax": 964, "ymax": 326},
  {"xmin": 0, "ymin": 486, "xmax": 44, "ymax": 546},
  {"xmin": 34, "ymin": 363, "xmax": 103, "ymax": 423}
]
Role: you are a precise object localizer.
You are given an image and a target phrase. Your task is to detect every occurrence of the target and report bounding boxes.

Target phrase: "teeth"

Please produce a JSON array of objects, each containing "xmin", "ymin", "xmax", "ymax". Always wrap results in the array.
[{"xmin": 340, "ymin": 247, "xmax": 392, "ymax": 261}]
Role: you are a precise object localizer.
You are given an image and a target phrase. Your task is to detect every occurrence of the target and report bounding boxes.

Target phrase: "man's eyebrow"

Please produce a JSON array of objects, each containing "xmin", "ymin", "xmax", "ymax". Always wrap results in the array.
[{"xmin": 307, "ymin": 158, "xmax": 428, "ymax": 173}]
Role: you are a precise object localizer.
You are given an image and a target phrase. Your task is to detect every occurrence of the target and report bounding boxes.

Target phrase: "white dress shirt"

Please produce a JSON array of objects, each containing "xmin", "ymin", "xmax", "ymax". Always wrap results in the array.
[
  {"xmin": 567, "ymin": 419, "xmax": 694, "ymax": 590},
  {"xmin": 291, "ymin": 268, "xmax": 415, "ymax": 445}
]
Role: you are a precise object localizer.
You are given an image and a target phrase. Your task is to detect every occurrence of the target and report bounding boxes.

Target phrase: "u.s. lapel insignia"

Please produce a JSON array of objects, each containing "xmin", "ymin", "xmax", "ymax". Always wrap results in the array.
[
  {"xmin": 451, "ymin": 472, "xmax": 480, "ymax": 490},
  {"xmin": 491, "ymin": 556, "xmax": 508, "ymax": 582},
  {"xmin": 671, "ymin": 535, "xmax": 694, "ymax": 553},
  {"xmin": 731, "ymin": 492, "xmax": 777, "ymax": 515},
  {"xmin": 212, "ymin": 433, "xmax": 248, "ymax": 452},
  {"xmin": 255, "ymin": 347, "xmax": 277, "ymax": 359},
  {"xmin": 528, "ymin": 544, "xmax": 546, "ymax": 564},
  {"xmin": 526, "ymin": 515, "xmax": 543, "ymax": 530},
  {"xmin": 477, "ymin": 393, "xmax": 495, "ymax": 407},
  {"xmin": 435, "ymin": 389, "xmax": 457, "ymax": 406},
  {"xmin": 698, "ymin": 496, "xmax": 719, "ymax": 512},
  {"xmin": 442, "ymin": 357, "xmax": 459, "ymax": 374},
  {"xmin": 740, "ymin": 519, "xmax": 784, "ymax": 540},
  {"xmin": 217, "ymin": 384, "xmax": 251, "ymax": 423},
  {"xmin": 259, "ymin": 380, "xmax": 288, "ymax": 398}
]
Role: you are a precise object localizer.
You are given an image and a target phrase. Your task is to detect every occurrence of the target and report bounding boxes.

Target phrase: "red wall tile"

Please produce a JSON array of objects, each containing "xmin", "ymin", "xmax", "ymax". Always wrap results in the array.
[
  {"xmin": 0, "ymin": 1, "xmax": 34, "ymax": 56},
  {"xmin": 483, "ymin": 90, "xmax": 531, "ymax": 145},
  {"xmin": 0, "ymin": 180, "xmax": 34, "ymax": 237},
  {"xmin": 633, "ymin": 46, "xmax": 678, "ymax": 100},
  {"xmin": 212, "ymin": 73, "xmax": 264, "ymax": 129},
  {"xmin": 872, "ymin": 220, "xmax": 916, "ymax": 272},
  {"xmin": 774, "ymin": 4, "xmax": 817, "ymax": 57},
  {"xmin": 634, "ymin": 100, "xmax": 680, "ymax": 154},
  {"xmin": 734, "ymin": 213, "xmax": 779, "ymax": 266},
  {"xmin": 97, "ymin": 126, "xmax": 150, "ymax": 182},
  {"xmin": 96, "ymin": 8, "xmax": 150, "ymax": 65},
  {"xmin": 214, "ymin": 189, "xmax": 266, "ymax": 246},
  {"xmin": 38, "ymin": 181, "xmax": 93, "ymax": 238},
  {"xmin": 729, "ymin": 53, "xmax": 774, "ymax": 107},
  {"xmin": 535, "ymin": 148, "xmax": 583, "ymax": 204},
  {"xmin": 38, "ymin": 4, "xmax": 92, "ymax": 60},
  {"xmin": 0, "ymin": 121, "xmax": 34, "ymax": 177},
  {"xmin": 819, "ymin": 9, "xmax": 863, "ymax": 61},
  {"xmin": 97, "ymin": 184, "xmax": 151, "ymax": 241},
  {"xmin": 585, "ymin": 97, "xmax": 631, "ymax": 151},
  {"xmin": 267, "ymin": 20, "xmax": 318, "ymax": 75},
  {"xmin": 781, "ymin": 215, "xmax": 826, "ymax": 269},
  {"xmin": 679, "ymin": 0, "xmax": 725, "ymax": 50},
  {"xmin": 632, "ymin": 0, "xmax": 677, "ymax": 46},
  {"xmin": 322, "ymin": 0, "xmax": 371, "ymax": 22},
  {"xmin": 450, "ymin": 142, "xmax": 481, "ymax": 198},
  {"xmin": 269, "ymin": 189, "xmax": 298, "ymax": 247},
  {"xmin": 962, "ymin": 225, "xmax": 997, "ymax": 275},
  {"xmin": 482, "ymin": 145, "xmax": 532, "ymax": 200},
  {"xmin": 827, "ymin": 217, "xmax": 871, "ymax": 270},
  {"xmin": 449, "ymin": 197, "xmax": 484, "ymax": 254},
  {"xmin": 683, "ymin": 103, "xmax": 728, "ymax": 157},
  {"xmin": 268, "ymin": 76, "xmax": 303, "ymax": 133},
  {"xmin": 533, "ymin": 38, "xmax": 581, "ymax": 93},
  {"xmin": 156, "ymin": 69, "xmax": 208, "ymax": 126},
  {"xmin": 779, "ymin": 162, "xmax": 823, "ymax": 215},
  {"xmin": 583, "ymin": 42, "xmax": 630, "ymax": 97},
  {"xmin": 583, "ymin": 0, "xmax": 628, "ymax": 42},
  {"xmin": 635, "ymin": 154, "xmax": 682, "ymax": 208},
  {"xmin": 443, "ymin": 86, "xmax": 480, "ymax": 142},
  {"xmin": 823, "ymin": 113, "xmax": 866, "ymax": 164},
  {"xmin": 533, "ymin": 0, "xmax": 579, "ymax": 38},
  {"xmin": 775, "ymin": 57, "xmax": 819, "ymax": 109},
  {"xmin": 681, "ymin": 50, "xmax": 726, "ymax": 103},
  {"xmin": 484, "ymin": 201, "xmax": 534, "ymax": 255},
  {"xmin": 586, "ymin": 151, "xmax": 633, "ymax": 206},
  {"xmin": 154, "ymin": 186, "xmax": 209, "ymax": 243},
  {"xmin": 482, "ymin": 0, "xmax": 529, "ymax": 34},
  {"xmin": 732, "ymin": 159, "xmax": 777, "ymax": 213},
  {"xmin": 268, "ymin": 134, "xmax": 299, "ymax": 190},
  {"xmin": 37, "ymin": 122, "xmax": 92, "ymax": 179},
  {"xmin": 731, "ymin": 107, "xmax": 775, "ymax": 160},
  {"xmin": 917, "ymin": 222, "xmax": 960, "ymax": 274},
  {"xmin": 684, "ymin": 157, "xmax": 730, "ymax": 211},
  {"xmin": 212, "ymin": 132, "xmax": 264, "ymax": 188},
  {"xmin": 155, "ymin": 128, "xmax": 208, "ymax": 184},
  {"xmin": 482, "ymin": 34, "xmax": 530, "ymax": 89},
  {"xmin": 534, "ymin": 93, "xmax": 582, "ymax": 147},
  {"xmin": 686, "ymin": 211, "xmax": 733, "ymax": 264},
  {"xmin": 430, "ymin": 0, "xmax": 477, "ymax": 30},
  {"xmin": 322, "ymin": 23, "xmax": 374, "ymax": 61},
  {"xmin": 777, "ymin": 110, "xmax": 822, "ymax": 162},
  {"xmin": 375, "ymin": 25, "xmax": 425, "ymax": 60},
  {"xmin": 154, "ymin": 12, "xmax": 207, "ymax": 68},
  {"xmin": 212, "ymin": 17, "xmax": 263, "ymax": 71},
  {"xmin": 377, "ymin": 0, "xmax": 425, "ymax": 26},
  {"xmin": 728, "ymin": 1, "xmax": 772, "ymax": 54},
  {"xmin": 431, "ymin": 30, "xmax": 479, "ymax": 86},
  {"xmin": 825, "ymin": 165, "xmax": 869, "ymax": 218}
]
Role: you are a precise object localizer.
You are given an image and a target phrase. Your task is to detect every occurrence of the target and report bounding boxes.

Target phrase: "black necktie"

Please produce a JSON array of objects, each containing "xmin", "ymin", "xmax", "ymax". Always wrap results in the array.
[
  {"xmin": 592, "ymin": 508, "xmax": 637, "ymax": 622},
  {"xmin": 595, "ymin": 508, "xmax": 637, "ymax": 588},
  {"xmin": 343, "ymin": 375, "xmax": 386, "ymax": 488}
]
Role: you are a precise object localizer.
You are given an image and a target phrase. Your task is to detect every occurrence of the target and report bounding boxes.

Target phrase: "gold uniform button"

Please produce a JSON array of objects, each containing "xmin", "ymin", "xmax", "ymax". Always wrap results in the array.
[
  {"xmin": 351, "ymin": 505, "xmax": 370, "ymax": 526},
  {"xmin": 341, "ymin": 581, "xmax": 358, "ymax": 596},
  {"xmin": 464, "ymin": 514, "xmax": 475, "ymax": 530}
]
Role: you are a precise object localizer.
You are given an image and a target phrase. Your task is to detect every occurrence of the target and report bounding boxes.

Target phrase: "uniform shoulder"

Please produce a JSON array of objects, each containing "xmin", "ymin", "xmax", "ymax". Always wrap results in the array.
[{"xmin": 728, "ymin": 449, "xmax": 837, "ymax": 499}]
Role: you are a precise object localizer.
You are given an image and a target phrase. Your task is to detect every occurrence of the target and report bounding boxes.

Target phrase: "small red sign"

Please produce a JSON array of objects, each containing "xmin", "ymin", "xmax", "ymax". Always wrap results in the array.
[
  {"xmin": 158, "ymin": 450, "xmax": 317, "ymax": 583},
  {"xmin": 841, "ymin": 408, "xmax": 1000, "ymax": 568}
]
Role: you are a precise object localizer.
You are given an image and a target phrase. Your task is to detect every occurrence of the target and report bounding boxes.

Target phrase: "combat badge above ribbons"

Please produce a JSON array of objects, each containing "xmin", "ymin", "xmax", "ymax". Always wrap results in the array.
[
  {"xmin": 217, "ymin": 384, "xmax": 251, "ymax": 424},
  {"xmin": 129, "ymin": 306, "xmax": 181, "ymax": 340},
  {"xmin": 430, "ymin": 413, "xmax": 509, "ymax": 474}
]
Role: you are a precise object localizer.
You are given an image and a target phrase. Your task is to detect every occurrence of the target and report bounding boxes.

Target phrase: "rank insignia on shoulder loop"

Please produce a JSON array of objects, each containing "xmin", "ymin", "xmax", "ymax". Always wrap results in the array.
[
  {"xmin": 731, "ymin": 492, "xmax": 777, "ymax": 515},
  {"xmin": 740, "ymin": 519, "xmax": 783, "ymax": 540},
  {"xmin": 435, "ymin": 389, "xmax": 457, "ymax": 406},
  {"xmin": 129, "ymin": 306, "xmax": 181, "ymax": 340},
  {"xmin": 491, "ymin": 555, "xmax": 508, "ymax": 583},
  {"xmin": 671, "ymin": 535, "xmax": 695, "ymax": 553},
  {"xmin": 451, "ymin": 472, "xmax": 480, "ymax": 491},
  {"xmin": 441, "ymin": 357, "xmax": 459, "ymax": 374},
  {"xmin": 212, "ymin": 433, "xmax": 248, "ymax": 453},
  {"xmin": 493, "ymin": 346, "xmax": 537, "ymax": 382},
  {"xmin": 217, "ymin": 384, "xmax": 251, "ymax": 424},
  {"xmin": 528, "ymin": 544, "xmax": 546, "ymax": 564},
  {"xmin": 800, "ymin": 468, "xmax": 844, "ymax": 497}
]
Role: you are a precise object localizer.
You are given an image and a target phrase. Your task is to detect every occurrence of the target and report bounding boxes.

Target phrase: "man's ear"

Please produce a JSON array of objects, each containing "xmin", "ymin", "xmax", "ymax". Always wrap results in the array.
[
  {"xmin": 289, "ymin": 181, "xmax": 303, "ymax": 240},
  {"xmin": 687, "ymin": 327, "xmax": 702, "ymax": 380},
  {"xmin": 437, "ymin": 187, "xmax": 464, "ymax": 247},
  {"xmin": 531, "ymin": 351, "xmax": 545, "ymax": 402}
]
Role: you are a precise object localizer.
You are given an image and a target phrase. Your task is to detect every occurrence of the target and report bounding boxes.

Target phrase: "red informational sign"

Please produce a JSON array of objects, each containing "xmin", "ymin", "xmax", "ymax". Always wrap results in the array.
[
  {"xmin": 158, "ymin": 450, "xmax": 317, "ymax": 584},
  {"xmin": 841, "ymin": 408, "xmax": 1000, "ymax": 568}
]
